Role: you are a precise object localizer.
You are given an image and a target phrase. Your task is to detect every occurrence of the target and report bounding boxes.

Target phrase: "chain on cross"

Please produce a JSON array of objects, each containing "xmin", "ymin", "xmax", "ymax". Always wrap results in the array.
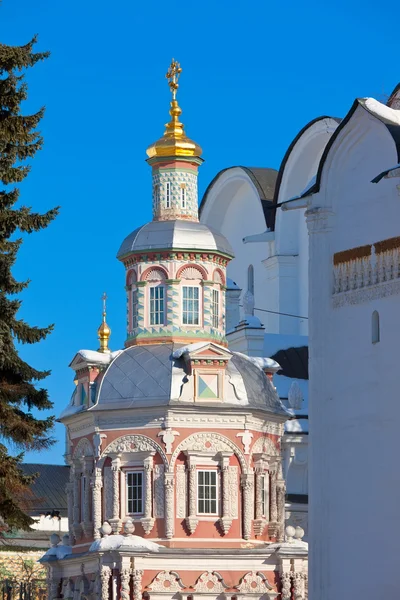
[{"xmin": 166, "ymin": 58, "xmax": 182, "ymax": 100}]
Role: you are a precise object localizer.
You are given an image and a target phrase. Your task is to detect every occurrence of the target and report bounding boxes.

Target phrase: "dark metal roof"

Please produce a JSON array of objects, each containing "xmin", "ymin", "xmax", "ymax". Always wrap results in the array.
[
  {"xmin": 286, "ymin": 493, "xmax": 308, "ymax": 504},
  {"xmin": 199, "ymin": 166, "xmax": 278, "ymax": 230},
  {"xmin": 271, "ymin": 346, "xmax": 308, "ymax": 380},
  {"xmin": 21, "ymin": 464, "xmax": 70, "ymax": 517}
]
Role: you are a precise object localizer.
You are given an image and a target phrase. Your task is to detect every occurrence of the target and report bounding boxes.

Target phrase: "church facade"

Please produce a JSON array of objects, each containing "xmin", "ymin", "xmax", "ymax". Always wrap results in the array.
[{"xmin": 41, "ymin": 61, "xmax": 308, "ymax": 599}]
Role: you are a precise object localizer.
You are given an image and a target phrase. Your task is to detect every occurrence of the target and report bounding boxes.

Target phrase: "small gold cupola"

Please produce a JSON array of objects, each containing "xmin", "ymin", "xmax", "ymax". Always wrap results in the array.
[
  {"xmin": 146, "ymin": 59, "xmax": 203, "ymax": 159},
  {"xmin": 97, "ymin": 292, "xmax": 111, "ymax": 354}
]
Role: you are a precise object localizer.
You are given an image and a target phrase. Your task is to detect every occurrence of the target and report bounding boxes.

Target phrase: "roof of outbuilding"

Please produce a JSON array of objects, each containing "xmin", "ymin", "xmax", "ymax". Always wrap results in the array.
[
  {"xmin": 199, "ymin": 166, "xmax": 278, "ymax": 230},
  {"xmin": 271, "ymin": 346, "xmax": 309, "ymax": 380},
  {"xmin": 20, "ymin": 464, "xmax": 70, "ymax": 517}
]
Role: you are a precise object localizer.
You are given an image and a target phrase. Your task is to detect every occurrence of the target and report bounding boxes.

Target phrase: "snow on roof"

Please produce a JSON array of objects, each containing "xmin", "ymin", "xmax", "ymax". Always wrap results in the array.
[
  {"xmin": 41, "ymin": 544, "xmax": 72, "ymax": 561},
  {"xmin": 284, "ymin": 175, "xmax": 317, "ymax": 204},
  {"xmin": 234, "ymin": 353, "xmax": 280, "ymax": 372},
  {"xmin": 361, "ymin": 97, "xmax": 400, "ymax": 126},
  {"xmin": 76, "ymin": 349, "xmax": 122, "ymax": 365},
  {"xmin": 89, "ymin": 534, "xmax": 161, "ymax": 553},
  {"xmin": 285, "ymin": 418, "xmax": 309, "ymax": 434}
]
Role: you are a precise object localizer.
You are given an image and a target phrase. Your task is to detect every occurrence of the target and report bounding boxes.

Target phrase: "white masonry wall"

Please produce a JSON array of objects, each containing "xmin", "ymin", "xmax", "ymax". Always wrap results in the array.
[{"xmin": 307, "ymin": 101, "xmax": 400, "ymax": 600}]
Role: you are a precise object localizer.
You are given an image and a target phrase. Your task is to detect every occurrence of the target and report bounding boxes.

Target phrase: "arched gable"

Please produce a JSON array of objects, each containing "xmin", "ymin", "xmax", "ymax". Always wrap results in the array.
[
  {"xmin": 100, "ymin": 434, "xmax": 168, "ymax": 467},
  {"xmin": 170, "ymin": 432, "xmax": 247, "ymax": 472},
  {"xmin": 72, "ymin": 437, "xmax": 94, "ymax": 460}
]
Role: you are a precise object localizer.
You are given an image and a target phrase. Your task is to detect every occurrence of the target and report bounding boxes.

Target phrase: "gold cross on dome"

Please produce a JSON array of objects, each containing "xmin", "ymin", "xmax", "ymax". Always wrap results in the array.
[
  {"xmin": 101, "ymin": 292, "xmax": 107, "ymax": 316},
  {"xmin": 166, "ymin": 58, "xmax": 182, "ymax": 100}
]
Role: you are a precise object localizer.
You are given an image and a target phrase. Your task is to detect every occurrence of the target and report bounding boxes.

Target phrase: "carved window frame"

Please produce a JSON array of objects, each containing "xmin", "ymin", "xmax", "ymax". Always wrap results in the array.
[
  {"xmin": 197, "ymin": 469, "xmax": 218, "ymax": 516},
  {"xmin": 125, "ymin": 470, "xmax": 144, "ymax": 516}
]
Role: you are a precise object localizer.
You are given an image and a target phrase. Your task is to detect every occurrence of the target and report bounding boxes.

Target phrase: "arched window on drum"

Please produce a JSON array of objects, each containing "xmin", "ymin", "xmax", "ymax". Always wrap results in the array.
[{"xmin": 145, "ymin": 268, "xmax": 167, "ymax": 326}]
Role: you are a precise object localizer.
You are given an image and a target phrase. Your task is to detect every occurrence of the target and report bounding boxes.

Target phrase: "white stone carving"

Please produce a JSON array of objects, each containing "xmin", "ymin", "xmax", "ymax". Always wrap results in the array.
[
  {"xmin": 333, "ymin": 244, "xmax": 400, "ymax": 307},
  {"xmin": 93, "ymin": 431, "xmax": 107, "ymax": 459},
  {"xmin": 103, "ymin": 466, "xmax": 113, "ymax": 521},
  {"xmin": 110, "ymin": 458, "xmax": 121, "ymax": 534},
  {"xmin": 154, "ymin": 464, "xmax": 165, "ymax": 518},
  {"xmin": 236, "ymin": 571, "xmax": 273, "ymax": 593},
  {"xmin": 288, "ymin": 381, "xmax": 303, "ymax": 409},
  {"xmin": 176, "ymin": 464, "xmax": 187, "ymax": 518},
  {"xmin": 241, "ymin": 472, "xmax": 254, "ymax": 540},
  {"xmin": 220, "ymin": 460, "xmax": 232, "ymax": 535},
  {"xmin": 73, "ymin": 437, "xmax": 93, "ymax": 459},
  {"xmin": 236, "ymin": 429, "xmax": 253, "ymax": 454},
  {"xmin": 228, "ymin": 465, "xmax": 238, "ymax": 518},
  {"xmin": 194, "ymin": 571, "xmax": 228, "ymax": 593},
  {"xmin": 251, "ymin": 436, "xmax": 279, "ymax": 458},
  {"xmin": 100, "ymin": 566, "xmax": 111, "ymax": 600},
  {"xmin": 281, "ymin": 572, "xmax": 292, "ymax": 600},
  {"xmin": 186, "ymin": 464, "xmax": 199, "ymax": 534},
  {"xmin": 148, "ymin": 571, "xmax": 186, "ymax": 592},
  {"xmin": 157, "ymin": 428, "xmax": 180, "ymax": 454},
  {"xmin": 170, "ymin": 432, "xmax": 247, "ymax": 471},
  {"xmin": 91, "ymin": 467, "xmax": 103, "ymax": 540},
  {"xmin": 293, "ymin": 572, "xmax": 307, "ymax": 600},
  {"xmin": 142, "ymin": 455, "xmax": 155, "ymax": 534},
  {"xmin": 242, "ymin": 289, "xmax": 255, "ymax": 316},
  {"xmin": 101, "ymin": 435, "xmax": 168, "ymax": 466},
  {"xmin": 132, "ymin": 569, "xmax": 143, "ymax": 600},
  {"xmin": 102, "ymin": 434, "xmax": 167, "ymax": 466},
  {"xmin": 164, "ymin": 472, "xmax": 174, "ymax": 539},
  {"xmin": 120, "ymin": 567, "xmax": 130, "ymax": 600}
]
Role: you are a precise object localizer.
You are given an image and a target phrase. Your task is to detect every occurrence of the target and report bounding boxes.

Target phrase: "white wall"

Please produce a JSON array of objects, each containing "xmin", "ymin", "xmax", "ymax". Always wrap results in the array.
[{"xmin": 307, "ymin": 103, "xmax": 400, "ymax": 600}]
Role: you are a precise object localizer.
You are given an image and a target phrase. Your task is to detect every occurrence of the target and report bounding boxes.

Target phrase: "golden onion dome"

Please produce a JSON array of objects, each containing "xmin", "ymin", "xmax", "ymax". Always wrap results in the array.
[
  {"xmin": 98, "ymin": 293, "xmax": 111, "ymax": 354},
  {"xmin": 146, "ymin": 59, "xmax": 202, "ymax": 159}
]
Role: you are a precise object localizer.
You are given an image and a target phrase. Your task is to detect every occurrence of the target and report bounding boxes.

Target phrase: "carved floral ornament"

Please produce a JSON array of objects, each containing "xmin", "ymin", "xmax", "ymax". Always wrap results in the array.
[
  {"xmin": 148, "ymin": 571, "xmax": 186, "ymax": 592},
  {"xmin": 170, "ymin": 431, "xmax": 247, "ymax": 472},
  {"xmin": 194, "ymin": 571, "xmax": 228, "ymax": 593},
  {"xmin": 72, "ymin": 437, "xmax": 94, "ymax": 460},
  {"xmin": 100, "ymin": 434, "xmax": 168, "ymax": 467},
  {"xmin": 250, "ymin": 435, "xmax": 280, "ymax": 459}
]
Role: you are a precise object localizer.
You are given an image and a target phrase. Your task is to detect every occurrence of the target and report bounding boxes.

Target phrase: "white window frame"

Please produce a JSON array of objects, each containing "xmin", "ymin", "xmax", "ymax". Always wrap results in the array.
[
  {"xmin": 211, "ymin": 288, "xmax": 219, "ymax": 328},
  {"xmin": 182, "ymin": 285, "xmax": 200, "ymax": 326},
  {"xmin": 126, "ymin": 470, "xmax": 144, "ymax": 516},
  {"xmin": 131, "ymin": 287, "xmax": 138, "ymax": 329},
  {"xmin": 149, "ymin": 284, "xmax": 165, "ymax": 326},
  {"xmin": 181, "ymin": 185, "xmax": 186, "ymax": 208},
  {"xmin": 197, "ymin": 469, "xmax": 218, "ymax": 516},
  {"xmin": 261, "ymin": 474, "xmax": 267, "ymax": 517},
  {"xmin": 165, "ymin": 182, "xmax": 171, "ymax": 208}
]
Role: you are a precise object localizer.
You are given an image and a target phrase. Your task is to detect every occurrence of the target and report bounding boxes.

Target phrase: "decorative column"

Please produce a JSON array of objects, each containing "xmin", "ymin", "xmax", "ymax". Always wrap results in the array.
[
  {"xmin": 46, "ymin": 567, "xmax": 59, "ymax": 600},
  {"xmin": 132, "ymin": 569, "xmax": 144, "ymax": 600},
  {"xmin": 276, "ymin": 480, "xmax": 286, "ymax": 542},
  {"xmin": 254, "ymin": 456, "xmax": 268, "ymax": 536},
  {"xmin": 110, "ymin": 456, "xmax": 121, "ymax": 534},
  {"xmin": 120, "ymin": 568, "xmax": 131, "ymax": 600},
  {"xmin": 91, "ymin": 467, "xmax": 103, "ymax": 540},
  {"xmin": 165, "ymin": 280, "xmax": 180, "ymax": 330},
  {"xmin": 281, "ymin": 571, "xmax": 292, "ymax": 600},
  {"xmin": 72, "ymin": 462, "xmax": 82, "ymax": 540},
  {"xmin": 219, "ymin": 452, "xmax": 233, "ymax": 534},
  {"xmin": 293, "ymin": 572, "xmax": 306, "ymax": 600},
  {"xmin": 164, "ymin": 471, "xmax": 175, "ymax": 539},
  {"xmin": 82, "ymin": 457, "xmax": 93, "ymax": 537},
  {"xmin": 241, "ymin": 472, "xmax": 254, "ymax": 540},
  {"xmin": 201, "ymin": 281, "xmax": 213, "ymax": 331},
  {"xmin": 269, "ymin": 466, "xmax": 278, "ymax": 538},
  {"xmin": 142, "ymin": 454, "xmax": 155, "ymax": 534},
  {"xmin": 185, "ymin": 462, "xmax": 199, "ymax": 534},
  {"xmin": 100, "ymin": 566, "xmax": 111, "ymax": 600},
  {"xmin": 65, "ymin": 482, "xmax": 74, "ymax": 543}
]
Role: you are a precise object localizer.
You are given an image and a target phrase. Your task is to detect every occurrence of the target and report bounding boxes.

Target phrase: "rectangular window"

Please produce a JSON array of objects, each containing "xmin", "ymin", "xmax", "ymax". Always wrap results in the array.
[
  {"xmin": 132, "ymin": 288, "xmax": 138, "ymax": 329},
  {"xmin": 212, "ymin": 288, "xmax": 219, "ymax": 328},
  {"xmin": 197, "ymin": 470, "xmax": 218, "ymax": 515},
  {"xmin": 183, "ymin": 286, "xmax": 199, "ymax": 325},
  {"xmin": 181, "ymin": 186, "xmax": 186, "ymax": 208},
  {"xmin": 166, "ymin": 182, "xmax": 171, "ymax": 208},
  {"xmin": 150, "ymin": 286, "xmax": 164, "ymax": 325},
  {"xmin": 126, "ymin": 471, "xmax": 143, "ymax": 515},
  {"xmin": 261, "ymin": 474, "xmax": 269, "ymax": 519}
]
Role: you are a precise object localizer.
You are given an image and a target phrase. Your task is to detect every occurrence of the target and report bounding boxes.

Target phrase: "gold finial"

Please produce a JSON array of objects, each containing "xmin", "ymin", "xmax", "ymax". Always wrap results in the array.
[
  {"xmin": 97, "ymin": 292, "xmax": 111, "ymax": 354},
  {"xmin": 166, "ymin": 58, "xmax": 182, "ymax": 101},
  {"xmin": 146, "ymin": 59, "xmax": 202, "ymax": 159}
]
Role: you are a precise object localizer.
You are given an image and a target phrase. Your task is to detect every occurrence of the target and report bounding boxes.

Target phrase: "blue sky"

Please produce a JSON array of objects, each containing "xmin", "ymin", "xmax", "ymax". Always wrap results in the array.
[{"xmin": 1, "ymin": 0, "xmax": 398, "ymax": 464}]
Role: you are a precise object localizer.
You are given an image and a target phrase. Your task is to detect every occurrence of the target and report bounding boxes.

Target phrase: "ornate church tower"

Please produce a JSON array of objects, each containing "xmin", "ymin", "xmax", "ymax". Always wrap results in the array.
[
  {"xmin": 43, "ymin": 61, "xmax": 308, "ymax": 600},
  {"xmin": 118, "ymin": 59, "xmax": 232, "ymax": 348}
]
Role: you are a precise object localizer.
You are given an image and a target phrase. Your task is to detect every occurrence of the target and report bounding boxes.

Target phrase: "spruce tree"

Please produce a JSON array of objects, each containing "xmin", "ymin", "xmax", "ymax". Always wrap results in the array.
[{"xmin": 0, "ymin": 36, "xmax": 58, "ymax": 531}]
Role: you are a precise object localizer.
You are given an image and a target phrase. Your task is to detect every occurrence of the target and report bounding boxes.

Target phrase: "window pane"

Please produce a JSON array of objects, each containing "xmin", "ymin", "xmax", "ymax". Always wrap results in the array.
[
  {"xmin": 127, "ymin": 471, "xmax": 143, "ymax": 514},
  {"xmin": 149, "ymin": 286, "xmax": 164, "ymax": 326},
  {"xmin": 183, "ymin": 286, "xmax": 200, "ymax": 326},
  {"xmin": 197, "ymin": 470, "xmax": 218, "ymax": 515}
]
